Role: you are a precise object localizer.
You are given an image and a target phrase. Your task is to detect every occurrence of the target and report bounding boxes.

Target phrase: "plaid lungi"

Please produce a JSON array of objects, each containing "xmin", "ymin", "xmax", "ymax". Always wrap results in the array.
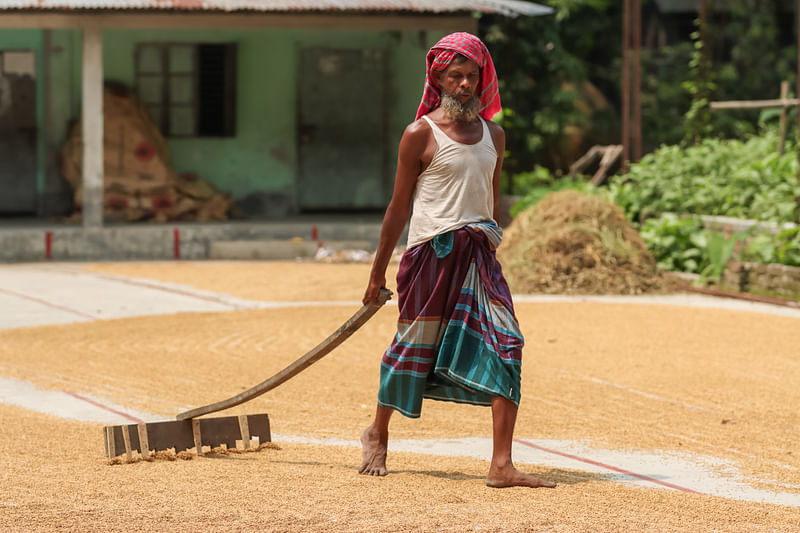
[{"xmin": 378, "ymin": 225, "xmax": 524, "ymax": 418}]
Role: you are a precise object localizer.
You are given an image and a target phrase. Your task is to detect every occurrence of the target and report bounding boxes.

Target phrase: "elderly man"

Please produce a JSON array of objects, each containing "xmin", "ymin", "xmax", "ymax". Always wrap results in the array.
[{"xmin": 360, "ymin": 33, "xmax": 555, "ymax": 489}]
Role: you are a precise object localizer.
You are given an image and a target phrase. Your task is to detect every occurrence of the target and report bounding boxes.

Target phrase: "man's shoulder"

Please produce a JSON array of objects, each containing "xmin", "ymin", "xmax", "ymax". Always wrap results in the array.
[
  {"xmin": 401, "ymin": 118, "xmax": 433, "ymax": 145},
  {"xmin": 485, "ymin": 119, "xmax": 505, "ymax": 136},
  {"xmin": 404, "ymin": 117, "xmax": 432, "ymax": 135},
  {"xmin": 485, "ymin": 119, "xmax": 505, "ymax": 146}
]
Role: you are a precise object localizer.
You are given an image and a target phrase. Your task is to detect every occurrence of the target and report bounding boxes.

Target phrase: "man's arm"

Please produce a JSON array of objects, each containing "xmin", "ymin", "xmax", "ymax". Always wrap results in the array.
[
  {"xmin": 363, "ymin": 121, "xmax": 430, "ymax": 304},
  {"xmin": 488, "ymin": 122, "xmax": 506, "ymax": 223}
]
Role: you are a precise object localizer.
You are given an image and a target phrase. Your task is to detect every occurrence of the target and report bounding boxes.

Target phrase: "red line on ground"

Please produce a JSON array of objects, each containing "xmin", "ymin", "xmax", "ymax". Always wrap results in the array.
[
  {"xmin": 514, "ymin": 438, "xmax": 700, "ymax": 494},
  {"xmin": 66, "ymin": 392, "xmax": 145, "ymax": 424},
  {"xmin": 680, "ymin": 284, "xmax": 799, "ymax": 309},
  {"xmin": 91, "ymin": 274, "xmax": 240, "ymax": 309},
  {"xmin": 0, "ymin": 287, "xmax": 97, "ymax": 320}
]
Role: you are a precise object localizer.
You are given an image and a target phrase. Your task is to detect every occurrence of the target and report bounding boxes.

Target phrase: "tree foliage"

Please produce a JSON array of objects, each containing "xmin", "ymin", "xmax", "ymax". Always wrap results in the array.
[
  {"xmin": 480, "ymin": 0, "xmax": 799, "ymax": 183},
  {"xmin": 481, "ymin": 0, "xmax": 620, "ymax": 183},
  {"xmin": 703, "ymin": 0, "xmax": 797, "ymax": 138}
]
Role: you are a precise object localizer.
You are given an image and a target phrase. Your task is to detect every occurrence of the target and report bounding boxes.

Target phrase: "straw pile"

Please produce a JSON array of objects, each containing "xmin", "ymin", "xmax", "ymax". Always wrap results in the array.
[
  {"xmin": 497, "ymin": 190, "xmax": 673, "ymax": 295},
  {"xmin": 61, "ymin": 86, "xmax": 232, "ymax": 223}
]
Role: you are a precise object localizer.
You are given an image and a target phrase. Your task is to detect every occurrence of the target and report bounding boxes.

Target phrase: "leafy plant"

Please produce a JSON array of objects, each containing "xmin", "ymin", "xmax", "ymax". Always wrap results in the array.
[
  {"xmin": 637, "ymin": 213, "xmax": 800, "ymax": 276},
  {"xmin": 699, "ymin": 231, "xmax": 747, "ymax": 284},
  {"xmin": 743, "ymin": 228, "xmax": 800, "ymax": 267},
  {"xmin": 683, "ymin": 13, "xmax": 715, "ymax": 144},
  {"xmin": 776, "ymin": 228, "xmax": 800, "ymax": 266},
  {"xmin": 639, "ymin": 214, "xmax": 709, "ymax": 274},
  {"xmin": 608, "ymin": 133, "xmax": 800, "ymax": 224}
]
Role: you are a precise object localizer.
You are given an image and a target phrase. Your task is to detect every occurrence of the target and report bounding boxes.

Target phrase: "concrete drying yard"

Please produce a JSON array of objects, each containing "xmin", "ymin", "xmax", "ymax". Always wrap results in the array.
[{"xmin": 1, "ymin": 261, "xmax": 798, "ymax": 531}]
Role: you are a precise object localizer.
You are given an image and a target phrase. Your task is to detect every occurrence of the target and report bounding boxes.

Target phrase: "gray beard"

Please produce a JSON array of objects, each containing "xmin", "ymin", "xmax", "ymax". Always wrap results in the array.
[{"xmin": 440, "ymin": 93, "xmax": 480, "ymax": 122}]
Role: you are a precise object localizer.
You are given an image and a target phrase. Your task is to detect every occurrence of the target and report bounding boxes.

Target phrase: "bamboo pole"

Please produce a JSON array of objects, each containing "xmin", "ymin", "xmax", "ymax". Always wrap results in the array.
[
  {"xmin": 696, "ymin": 0, "xmax": 709, "ymax": 145},
  {"xmin": 779, "ymin": 81, "xmax": 790, "ymax": 155},
  {"xmin": 796, "ymin": 0, "xmax": 800, "ymax": 215},
  {"xmin": 699, "ymin": 0, "xmax": 708, "ymax": 69},
  {"xmin": 621, "ymin": 0, "xmax": 631, "ymax": 170},
  {"xmin": 710, "ymin": 98, "xmax": 800, "ymax": 110},
  {"xmin": 632, "ymin": 0, "xmax": 642, "ymax": 162}
]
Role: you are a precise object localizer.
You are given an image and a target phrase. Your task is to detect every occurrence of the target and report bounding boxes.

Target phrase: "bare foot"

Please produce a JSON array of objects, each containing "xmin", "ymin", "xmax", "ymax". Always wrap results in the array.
[
  {"xmin": 359, "ymin": 425, "xmax": 388, "ymax": 476},
  {"xmin": 486, "ymin": 464, "xmax": 556, "ymax": 488}
]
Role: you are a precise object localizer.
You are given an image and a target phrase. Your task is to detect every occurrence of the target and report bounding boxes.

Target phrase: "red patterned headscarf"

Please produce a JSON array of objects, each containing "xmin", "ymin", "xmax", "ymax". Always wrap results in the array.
[{"xmin": 415, "ymin": 32, "xmax": 501, "ymax": 121}]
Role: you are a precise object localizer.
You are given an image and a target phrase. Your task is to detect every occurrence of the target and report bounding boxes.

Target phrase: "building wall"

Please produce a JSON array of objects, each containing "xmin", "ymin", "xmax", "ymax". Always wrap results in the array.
[
  {"xmin": 71, "ymin": 27, "xmax": 446, "ymax": 212},
  {"xmin": 4, "ymin": 25, "xmax": 453, "ymax": 215}
]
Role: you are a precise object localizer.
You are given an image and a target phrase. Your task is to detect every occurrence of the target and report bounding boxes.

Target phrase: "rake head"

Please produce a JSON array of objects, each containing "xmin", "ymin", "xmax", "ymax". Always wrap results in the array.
[
  {"xmin": 102, "ymin": 289, "xmax": 392, "ymax": 462},
  {"xmin": 104, "ymin": 414, "xmax": 270, "ymax": 461}
]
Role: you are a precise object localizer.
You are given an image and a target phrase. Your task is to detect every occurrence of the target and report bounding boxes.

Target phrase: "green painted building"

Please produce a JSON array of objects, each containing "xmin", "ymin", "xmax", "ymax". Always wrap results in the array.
[{"xmin": 0, "ymin": 1, "xmax": 550, "ymax": 226}]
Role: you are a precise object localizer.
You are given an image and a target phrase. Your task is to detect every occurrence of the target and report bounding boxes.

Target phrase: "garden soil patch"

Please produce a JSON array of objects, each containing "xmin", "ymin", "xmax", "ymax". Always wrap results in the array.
[{"xmin": 498, "ymin": 190, "xmax": 675, "ymax": 295}]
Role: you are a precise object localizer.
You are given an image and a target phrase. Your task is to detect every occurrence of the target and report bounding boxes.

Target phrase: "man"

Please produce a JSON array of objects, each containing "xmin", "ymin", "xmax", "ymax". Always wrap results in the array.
[{"xmin": 360, "ymin": 33, "xmax": 555, "ymax": 489}]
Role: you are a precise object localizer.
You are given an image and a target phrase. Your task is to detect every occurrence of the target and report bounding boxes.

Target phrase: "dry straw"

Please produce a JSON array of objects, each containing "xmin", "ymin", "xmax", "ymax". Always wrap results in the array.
[{"xmin": 498, "ymin": 190, "xmax": 675, "ymax": 295}]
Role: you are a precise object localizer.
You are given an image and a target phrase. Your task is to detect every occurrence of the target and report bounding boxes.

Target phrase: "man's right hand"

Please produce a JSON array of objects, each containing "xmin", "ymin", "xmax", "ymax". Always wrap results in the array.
[{"xmin": 363, "ymin": 276, "xmax": 387, "ymax": 305}]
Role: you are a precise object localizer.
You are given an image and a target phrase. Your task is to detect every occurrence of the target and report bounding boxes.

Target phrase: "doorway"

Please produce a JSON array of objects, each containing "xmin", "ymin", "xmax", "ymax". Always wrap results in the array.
[
  {"xmin": 0, "ymin": 50, "xmax": 37, "ymax": 215},
  {"xmin": 297, "ymin": 47, "xmax": 388, "ymax": 210}
]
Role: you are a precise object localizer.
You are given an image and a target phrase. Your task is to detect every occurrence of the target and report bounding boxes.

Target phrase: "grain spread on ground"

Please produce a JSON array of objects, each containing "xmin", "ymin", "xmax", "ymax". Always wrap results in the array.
[
  {"xmin": 0, "ymin": 403, "xmax": 796, "ymax": 532},
  {"xmin": 497, "ymin": 190, "xmax": 675, "ymax": 294},
  {"xmin": 0, "ymin": 262, "xmax": 798, "ymax": 531}
]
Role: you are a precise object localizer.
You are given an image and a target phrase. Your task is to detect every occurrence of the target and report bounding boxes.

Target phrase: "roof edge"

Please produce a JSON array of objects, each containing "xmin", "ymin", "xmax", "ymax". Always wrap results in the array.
[
  {"xmin": 477, "ymin": 1, "xmax": 554, "ymax": 17},
  {"xmin": 0, "ymin": 1, "xmax": 555, "ymax": 18}
]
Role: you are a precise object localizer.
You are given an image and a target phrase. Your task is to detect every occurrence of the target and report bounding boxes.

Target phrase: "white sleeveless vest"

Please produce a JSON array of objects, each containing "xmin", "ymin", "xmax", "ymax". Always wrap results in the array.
[{"xmin": 406, "ymin": 115, "xmax": 498, "ymax": 248}]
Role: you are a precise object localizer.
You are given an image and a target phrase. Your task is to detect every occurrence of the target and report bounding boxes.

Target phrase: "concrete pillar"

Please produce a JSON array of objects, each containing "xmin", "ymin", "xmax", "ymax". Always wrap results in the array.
[{"xmin": 81, "ymin": 26, "xmax": 103, "ymax": 229}]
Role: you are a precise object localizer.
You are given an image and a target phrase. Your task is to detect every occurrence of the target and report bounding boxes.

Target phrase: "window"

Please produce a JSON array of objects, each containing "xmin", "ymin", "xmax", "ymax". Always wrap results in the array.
[{"xmin": 135, "ymin": 43, "xmax": 236, "ymax": 137}]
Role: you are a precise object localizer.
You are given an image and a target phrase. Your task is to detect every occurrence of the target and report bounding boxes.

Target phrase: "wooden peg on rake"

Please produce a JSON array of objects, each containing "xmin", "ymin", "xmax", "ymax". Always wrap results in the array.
[{"xmin": 103, "ymin": 288, "xmax": 393, "ymax": 460}]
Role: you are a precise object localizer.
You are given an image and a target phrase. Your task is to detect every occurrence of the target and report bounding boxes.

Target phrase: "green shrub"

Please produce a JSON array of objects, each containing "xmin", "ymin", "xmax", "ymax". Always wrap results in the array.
[
  {"xmin": 638, "ymin": 213, "xmax": 800, "ymax": 274},
  {"xmin": 742, "ymin": 228, "xmax": 800, "ymax": 267},
  {"xmin": 608, "ymin": 133, "xmax": 800, "ymax": 224},
  {"xmin": 511, "ymin": 140, "xmax": 800, "ymax": 274},
  {"xmin": 639, "ymin": 214, "xmax": 710, "ymax": 274}
]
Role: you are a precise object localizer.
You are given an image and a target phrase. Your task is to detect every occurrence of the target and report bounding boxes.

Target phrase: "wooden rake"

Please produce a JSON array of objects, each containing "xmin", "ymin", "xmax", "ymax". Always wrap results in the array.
[{"xmin": 103, "ymin": 289, "xmax": 392, "ymax": 461}]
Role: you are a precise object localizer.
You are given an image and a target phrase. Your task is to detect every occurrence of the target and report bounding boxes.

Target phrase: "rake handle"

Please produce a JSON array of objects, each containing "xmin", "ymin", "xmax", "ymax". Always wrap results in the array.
[{"xmin": 176, "ymin": 288, "xmax": 392, "ymax": 420}]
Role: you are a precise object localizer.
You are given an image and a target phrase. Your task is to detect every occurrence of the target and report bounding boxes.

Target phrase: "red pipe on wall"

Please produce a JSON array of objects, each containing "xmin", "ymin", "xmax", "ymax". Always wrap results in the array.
[
  {"xmin": 173, "ymin": 228, "xmax": 181, "ymax": 260},
  {"xmin": 45, "ymin": 231, "xmax": 53, "ymax": 260}
]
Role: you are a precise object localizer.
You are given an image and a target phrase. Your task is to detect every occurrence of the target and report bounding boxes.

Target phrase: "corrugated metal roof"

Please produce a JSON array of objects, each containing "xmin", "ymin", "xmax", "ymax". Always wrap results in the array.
[{"xmin": 0, "ymin": 0, "xmax": 553, "ymax": 17}]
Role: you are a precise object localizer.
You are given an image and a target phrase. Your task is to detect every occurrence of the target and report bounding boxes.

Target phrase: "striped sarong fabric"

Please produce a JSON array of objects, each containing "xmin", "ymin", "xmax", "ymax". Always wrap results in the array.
[{"xmin": 378, "ymin": 225, "xmax": 523, "ymax": 418}]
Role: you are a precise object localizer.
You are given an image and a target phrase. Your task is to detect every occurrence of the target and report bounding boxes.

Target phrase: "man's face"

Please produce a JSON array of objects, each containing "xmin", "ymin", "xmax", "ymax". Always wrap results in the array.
[
  {"xmin": 438, "ymin": 57, "xmax": 481, "ymax": 103},
  {"xmin": 438, "ymin": 57, "xmax": 481, "ymax": 122}
]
